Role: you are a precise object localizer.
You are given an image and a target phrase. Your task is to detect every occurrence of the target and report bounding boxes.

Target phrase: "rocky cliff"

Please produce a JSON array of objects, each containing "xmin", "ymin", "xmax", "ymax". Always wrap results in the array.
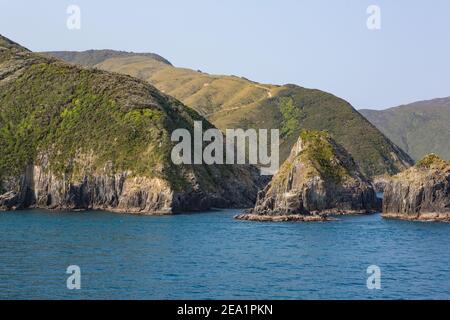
[
  {"xmin": 383, "ymin": 154, "xmax": 450, "ymax": 221},
  {"xmin": 237, "ymin": 130, "xmax": 379, "ymax": 221},
  {"xmin": 0, "ymin": 35, "xmax": 263, "ymax": 214}
]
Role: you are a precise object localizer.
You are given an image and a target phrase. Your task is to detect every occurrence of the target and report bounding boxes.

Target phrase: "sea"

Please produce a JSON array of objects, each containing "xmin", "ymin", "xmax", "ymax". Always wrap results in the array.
[{"xmin": 0, "ymin": 209, "xmax": 449, "ymax": 299}]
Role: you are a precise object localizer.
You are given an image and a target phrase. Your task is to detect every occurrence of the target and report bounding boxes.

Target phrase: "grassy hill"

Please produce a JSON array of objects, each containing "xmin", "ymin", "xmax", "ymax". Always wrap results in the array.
[
  {"xmin": 46, "ymin": 51, "xmax": 413, "ymax": 178},
  {"xmin": 0, "ymin": 35, "xmax": 261, "ymax": 213},
  {"xmin": 360, "ymin": 98, "xmax": 450, "ymax": 161}
]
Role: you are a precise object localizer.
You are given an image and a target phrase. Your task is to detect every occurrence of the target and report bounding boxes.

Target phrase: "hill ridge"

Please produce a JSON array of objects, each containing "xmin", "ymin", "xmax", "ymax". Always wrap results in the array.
[
  {"xmin": 43, "ymin": 49, "xmax": 172, "ymax": 67},
  {"xmin": 46, "ymin": 49, "xmax": 414, "ymax": 178},
  {"xmin": 360, "ymin": 97, "xmax": 450, "ymax": 161}
]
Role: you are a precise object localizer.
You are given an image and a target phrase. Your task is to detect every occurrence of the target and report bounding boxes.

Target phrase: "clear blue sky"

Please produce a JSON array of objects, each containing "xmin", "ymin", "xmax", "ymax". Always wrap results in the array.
[{"xmin": 1, "ymin": 0, "xmax": 449, "ymax": 109}]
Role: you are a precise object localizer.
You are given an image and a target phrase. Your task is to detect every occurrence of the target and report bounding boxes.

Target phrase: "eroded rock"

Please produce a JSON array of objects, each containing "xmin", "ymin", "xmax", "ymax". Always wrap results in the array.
[
  {"xmin": 383, "ymin": 154, "xmax": 450, "ymax": 221},
  {"xmin": 238, "ymin": 130, "xmax": 379, "ymax": 221}
]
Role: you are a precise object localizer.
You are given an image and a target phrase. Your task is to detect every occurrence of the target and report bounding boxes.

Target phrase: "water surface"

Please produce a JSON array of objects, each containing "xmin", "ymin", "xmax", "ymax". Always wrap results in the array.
[{"xmin": 0, "ymin": 209, "xmax": 448, "ymax": 299}]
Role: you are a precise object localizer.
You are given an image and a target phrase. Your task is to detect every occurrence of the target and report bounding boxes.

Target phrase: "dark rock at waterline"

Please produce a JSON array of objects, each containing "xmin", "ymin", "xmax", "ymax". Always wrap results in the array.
[{"xmin": 234, "ymin": 213, "xmax": 330, "ymax": 222}]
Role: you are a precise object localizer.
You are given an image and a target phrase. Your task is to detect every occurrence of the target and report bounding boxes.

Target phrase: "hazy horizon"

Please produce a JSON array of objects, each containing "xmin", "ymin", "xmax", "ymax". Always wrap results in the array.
[{"xmin": 1, "ymin": 0, "xmax": 449, "ymax": 110}]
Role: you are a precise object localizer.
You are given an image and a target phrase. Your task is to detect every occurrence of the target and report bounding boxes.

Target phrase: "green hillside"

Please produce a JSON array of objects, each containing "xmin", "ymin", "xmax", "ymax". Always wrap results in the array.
[
  {"xmin": 46, "ymin": 51, "xmax": 413, "ymax": 177},
  {"xmin": 0, "ymin": 35, "xmax": 261, "ymax": 213},
  {"xmin": 360, "ymin": 98, "xmax": 450, "ymax": 161}
]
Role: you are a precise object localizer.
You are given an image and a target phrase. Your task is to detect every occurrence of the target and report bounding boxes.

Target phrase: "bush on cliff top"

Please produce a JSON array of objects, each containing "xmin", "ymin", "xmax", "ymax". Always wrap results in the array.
[{"xmin": 416, "ymin": 154, "xmax": 448, "ymax": 170}]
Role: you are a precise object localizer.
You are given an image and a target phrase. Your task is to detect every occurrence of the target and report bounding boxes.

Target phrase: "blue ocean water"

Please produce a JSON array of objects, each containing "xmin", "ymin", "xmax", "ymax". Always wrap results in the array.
[{"xmin": 0, "ymin": 209, "xmax": 448, "ymax": 300}]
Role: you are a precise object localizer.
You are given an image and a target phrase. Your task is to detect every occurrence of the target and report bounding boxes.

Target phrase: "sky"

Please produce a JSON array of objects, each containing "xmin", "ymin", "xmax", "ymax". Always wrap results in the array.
[{"xmin": 0, "ymin": 0, "xmax": 449, "ymax": 110}]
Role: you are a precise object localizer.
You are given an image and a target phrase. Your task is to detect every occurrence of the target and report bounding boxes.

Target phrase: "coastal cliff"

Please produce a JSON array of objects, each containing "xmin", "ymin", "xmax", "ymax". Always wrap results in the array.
[
  {"xmin": 0, "ymin": 35, "xmax": 262, "ymax": 214},
  {"xmin": 237, "ymin": 130, "xmax": 379, "ymax": 221},
  {"xmin": 383, "ymin": 154, "xmax": 450, "ymax": 221},
  {"xmin": 0, "ymin": 162, "xmax": 262, "ymax": 214}
]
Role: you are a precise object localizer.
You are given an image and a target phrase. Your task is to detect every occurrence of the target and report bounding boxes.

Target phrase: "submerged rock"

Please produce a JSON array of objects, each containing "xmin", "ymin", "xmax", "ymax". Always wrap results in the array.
[
  {"xmin": 383, "ymin": 154, "xmax": 450, "ymax": 221},
  {"xmin": 234, "ymin": 213, "xmax": 330, "ymax": 222},
  {"xmin": 238, "ymin": 130, "xmax": 379, "ymax": 221}
]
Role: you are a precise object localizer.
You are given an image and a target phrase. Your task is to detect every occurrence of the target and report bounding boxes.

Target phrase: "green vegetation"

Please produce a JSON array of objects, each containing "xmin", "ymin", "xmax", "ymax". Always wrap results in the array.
[
  {"xmin": 271, "ymin": 129, "xmax": 358, "ymax": 190},
  {"xmin": 0, "ymin": 37, "xmax": 245, "ymax": 195},
  {"xmin": 416, "ymin": 154, "xmax": 448, "ymax": 169},
  {"xmin": 280, "ymin": 96, "xmax": 304, "ymax": 137},
  {"xmin": 298, "ymin": 130, "xmax": 347, "ymax": 183},
  {"xmin": 0, "ymin": 60, "xmax": 170, "ymax": 180},
  {"xmin": 360, "ymin": 98, "xmax": 450, "ymax": 161},
  {"xmin": 45, "ymin": 50, "xmax": 413, "ymax": 178}
]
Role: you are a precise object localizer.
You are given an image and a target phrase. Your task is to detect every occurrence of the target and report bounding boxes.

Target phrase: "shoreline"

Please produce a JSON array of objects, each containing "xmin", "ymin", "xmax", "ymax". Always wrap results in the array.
[
  {"xmin": 235, "ymin": 208, "xmax": 379, "ymax": 222},
  {"xmin": 234, "ymin": 214, "xmax": 331, "ymax": 222},
  {"xmin": 382, "ymin": 212, "xmax": 450, "ymax": 222}
]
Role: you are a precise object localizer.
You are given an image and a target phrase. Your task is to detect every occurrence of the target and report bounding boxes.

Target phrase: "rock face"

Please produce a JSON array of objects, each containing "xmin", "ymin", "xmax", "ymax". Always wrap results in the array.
[
  {"xmin": 372, "ymin": 175, "xmax": 390, "ymax": 193},
  {"xmin": 239, "ymin": 130, "xmax": 379, "ymax": 220},
  {"xmin": 383, "ymin": 154, "xmax": 450, "ymax": 221},
  {"xmin": 0, "ymin": 35, "xmax": 263, "ymax": 214},
  {"xmin": 0, "ymin": 163, "xmax": 262, "ymax": 214}
]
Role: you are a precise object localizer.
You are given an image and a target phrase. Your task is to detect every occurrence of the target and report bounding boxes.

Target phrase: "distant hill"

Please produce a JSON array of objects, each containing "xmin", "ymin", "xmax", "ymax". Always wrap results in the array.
[
  {"xmin": 360, "ymin": 98, "xmax": 450, "ymax": 161},
  {"xmin": 44, "ymin": 50, "xmax": 172, "ymax": 67},
  {"xmin": 45, "ymin": 50, "xmax": 414, "ymax": 178}
]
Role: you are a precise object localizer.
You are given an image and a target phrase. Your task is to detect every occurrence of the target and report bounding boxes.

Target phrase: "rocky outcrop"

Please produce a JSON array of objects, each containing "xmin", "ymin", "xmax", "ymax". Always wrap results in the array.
[
  {"xmin": 373, "ymin": 175, "xmax": 390, "ymax": 193},
  {"xmin": 237, "ymin": 130, "xmax": 379, "ymax": 221},
  {"xmin": 383, "ymin": 154, "xmax": 450, "ymax": 221},
  {"xmin": 0, "ymin": 35, "xmax": 263, "ymax": 214}
]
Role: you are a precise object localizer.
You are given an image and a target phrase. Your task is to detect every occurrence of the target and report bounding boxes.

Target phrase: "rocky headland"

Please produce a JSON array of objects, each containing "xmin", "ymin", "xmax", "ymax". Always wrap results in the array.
[
  {"xmin": 0, "ymin": 35, "xmax": 263, "ymax": 214},
  {"xmin": 236, "ymin": 130, "xmax": 380, "ymax": 221},
  {"xmin": 383, "ymin": 154, "xmax": 450, "ymax": 221}
]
